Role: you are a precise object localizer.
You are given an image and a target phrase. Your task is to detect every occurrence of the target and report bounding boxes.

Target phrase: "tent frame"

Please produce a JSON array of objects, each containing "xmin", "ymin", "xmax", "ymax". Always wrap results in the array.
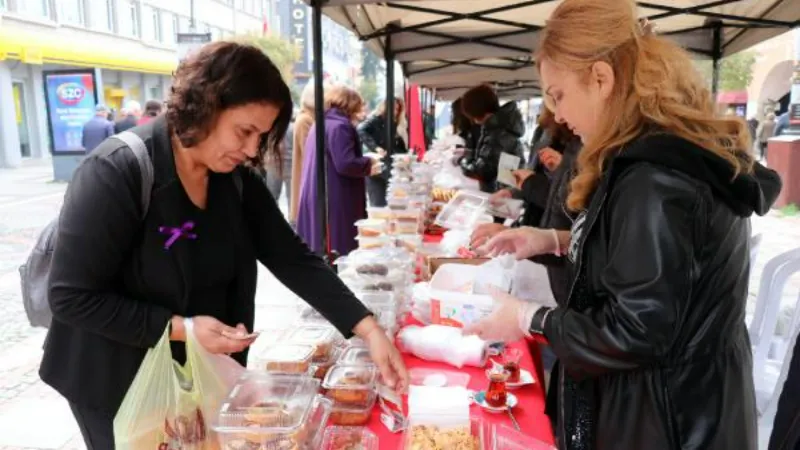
[{"xmin": 306, "ymin": 0, "xmax": 797, "ymax": 257}]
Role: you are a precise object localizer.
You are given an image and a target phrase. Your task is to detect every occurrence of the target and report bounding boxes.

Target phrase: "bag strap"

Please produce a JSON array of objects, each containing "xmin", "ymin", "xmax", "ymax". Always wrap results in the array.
[{"xmin": 114, "ymin": 131, "xmax": 154, "ymax": 214}]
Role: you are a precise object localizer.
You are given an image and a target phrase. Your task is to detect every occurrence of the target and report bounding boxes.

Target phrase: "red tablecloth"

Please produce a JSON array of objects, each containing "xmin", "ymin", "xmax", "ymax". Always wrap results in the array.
[{"xmin": 365, "ymin": 338, "xmax": 554, "ymax": 447}]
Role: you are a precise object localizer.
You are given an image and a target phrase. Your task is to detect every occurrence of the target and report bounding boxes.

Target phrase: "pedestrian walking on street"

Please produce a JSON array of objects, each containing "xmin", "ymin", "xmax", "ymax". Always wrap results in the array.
[
  {"xmin": 39, "ymin": 42, "xmax": 407, "ymax": 450},
  {"xmin": 137, "ymin": 100, "xmax": 163, "ymax": 126},
  {"xmin": 114, "ymin": 100, "xmax": 141, "ymax": 134},
  {"xmin": 81, "ymin": 104, "xmax": 114, "ymax": 153}
]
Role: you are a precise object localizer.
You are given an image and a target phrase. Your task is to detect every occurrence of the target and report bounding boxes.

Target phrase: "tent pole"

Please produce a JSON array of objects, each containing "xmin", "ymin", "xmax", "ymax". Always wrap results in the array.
[
  {"xmin": 710, "ymin": 21, "xmax": 722, "ymax": 105},
  {"xmin": 311, "ymin": 0, "xmax": 330, "ymax": 261},
  {"xmin": 386, "ymin": 24, "xmax": 396, "ymax": 164}
]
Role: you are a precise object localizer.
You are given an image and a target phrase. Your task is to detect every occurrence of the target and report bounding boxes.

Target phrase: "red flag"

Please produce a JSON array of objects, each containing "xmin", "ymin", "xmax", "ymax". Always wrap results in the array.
[{"xmin": 262, "ymin": 16, "xmax": 269, "ymax": 35}]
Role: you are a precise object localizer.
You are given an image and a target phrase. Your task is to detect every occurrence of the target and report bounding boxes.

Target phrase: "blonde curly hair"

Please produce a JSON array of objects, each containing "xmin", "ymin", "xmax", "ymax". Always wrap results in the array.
[{"xmin": 537, "ymin": 0, "xmax": 753, "ymax": 211}]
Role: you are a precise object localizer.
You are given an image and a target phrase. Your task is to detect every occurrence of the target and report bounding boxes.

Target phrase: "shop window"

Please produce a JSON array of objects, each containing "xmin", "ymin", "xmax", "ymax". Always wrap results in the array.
[
  {"xmin": 121, "ymin": 0, "xmax": 140, "ymax": 38},
  {"xmin": 0, "ymin": 0, "xmax": 6, "ymax": 12},
  {"xmin": 58, "ymin": 0, "xmax": 86, "ymax": 26},
  {"xmin": 17, "ymin": 0, "xmax": 52, "ymax": 19}
]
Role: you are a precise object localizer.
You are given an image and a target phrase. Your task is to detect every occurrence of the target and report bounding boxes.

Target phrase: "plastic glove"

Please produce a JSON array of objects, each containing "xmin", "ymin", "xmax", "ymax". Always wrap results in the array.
[
  {"xmin": 489, "ymin": 189, "xmax": 513, "ymax": 205},
  {"xmin": 480, "ymin": 227, "xmax": 560, "ymax": 260},
  {"xmin": 462, "ymin": 287, "xmax": 543, "ymax": 343},
  {"xmin": 470, "ymin": 223, "xmax": 507, "ymax": 249}
]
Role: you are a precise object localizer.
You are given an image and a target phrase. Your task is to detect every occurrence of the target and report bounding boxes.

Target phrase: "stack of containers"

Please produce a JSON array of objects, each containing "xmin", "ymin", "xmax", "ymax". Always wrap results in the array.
[
  {"xmin": 212, "ymin": 373, "xmax": 333, "ymax": 450},
  {"xmin": 321, "ymin": 364, "xmax": 379, "ymax": 426}
]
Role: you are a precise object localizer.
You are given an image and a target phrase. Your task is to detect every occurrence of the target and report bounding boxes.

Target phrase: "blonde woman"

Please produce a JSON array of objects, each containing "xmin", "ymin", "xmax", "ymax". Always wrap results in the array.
[
  {"xmin": 289, "ymin": 80, "xmax": 327, "ymax": 225},
  {"xmin": 465, "ymin": 1, "xmax": 781, "ymax": 449}
]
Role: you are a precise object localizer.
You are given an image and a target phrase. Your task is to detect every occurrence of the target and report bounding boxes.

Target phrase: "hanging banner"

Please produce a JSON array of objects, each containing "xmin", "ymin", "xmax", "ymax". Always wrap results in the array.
[
  {"xmin": 42, "ymin": 69, "xmax": 98, "ymax": 154},
  {"xmin": 280, "ymin": 0, "xmax": 311, "ymax": 77}
]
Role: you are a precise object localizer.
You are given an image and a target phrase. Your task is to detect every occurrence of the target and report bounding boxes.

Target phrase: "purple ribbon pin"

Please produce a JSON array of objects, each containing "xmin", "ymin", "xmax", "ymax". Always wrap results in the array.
[{"xmin": 159, "ymin": 221, "xmax": 197, "ymax": 249}]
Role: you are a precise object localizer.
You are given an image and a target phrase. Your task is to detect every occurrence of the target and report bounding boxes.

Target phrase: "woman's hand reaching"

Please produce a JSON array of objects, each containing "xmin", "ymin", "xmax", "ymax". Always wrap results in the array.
[
  {"xmin": 172, "ymin": 315, "xmax": 257, "ymax": 355},
  {"xmin": 354, "ymin": 316, "xmax": 409, "ymax": 393}
]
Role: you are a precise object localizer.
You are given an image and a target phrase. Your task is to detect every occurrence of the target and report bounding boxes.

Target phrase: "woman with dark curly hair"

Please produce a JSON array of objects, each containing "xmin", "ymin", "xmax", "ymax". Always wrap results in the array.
[{"xmin": 39, "ymin": 42, "xmax": 407, "ymax": 449}]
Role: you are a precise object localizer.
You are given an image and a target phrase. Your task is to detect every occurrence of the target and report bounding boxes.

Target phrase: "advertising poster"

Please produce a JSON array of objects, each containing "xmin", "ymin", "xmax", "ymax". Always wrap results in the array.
[{"xmin": 43, "ymin": 70, "xmax": 98, "ymax": 154}]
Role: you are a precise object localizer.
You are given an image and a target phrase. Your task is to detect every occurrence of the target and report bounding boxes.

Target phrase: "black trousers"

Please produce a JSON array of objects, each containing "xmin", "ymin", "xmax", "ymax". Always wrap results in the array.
[
  {"xmin": 70, "ymin": 402, "xmax": 115, "ymax": 450},
  {"xmin": 366, "ymin": 176, "xmax": 388, "ymax": 208}
]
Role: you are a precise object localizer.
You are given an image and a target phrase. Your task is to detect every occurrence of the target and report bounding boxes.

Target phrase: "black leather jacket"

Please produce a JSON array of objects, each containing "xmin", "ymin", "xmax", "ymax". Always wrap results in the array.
[
  {"xmin": 357, "ymin": 113, "xmax": 407, "ymax": 180},
  {"xmin": 531, "ymin": 133, "xmax": 781, "ymax": 450},
  {"xmin": 460, "ymin": 101, "xmax": 525, "ymax": 192}
]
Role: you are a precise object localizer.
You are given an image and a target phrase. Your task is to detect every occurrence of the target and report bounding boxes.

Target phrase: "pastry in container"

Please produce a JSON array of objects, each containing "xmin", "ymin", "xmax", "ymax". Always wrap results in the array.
[
  {"xmin": 258, "ymin": 344, "xmax": 315, "ymax": 374},
  {"xmin": 321, "ymin": 426, "xmax": 379, "ymax": 450},
  {"xmin": 367, "ymin": 207, "xmax": 394, "ymax": 220},
  {"xmin": 311, "ymin": 346, "xmax": 342, "ymax": 380},
  {"xmin": 285, "ymin": 325, "xmax": 339, "ymax": 361},
  {"xmin": 322, "ymin": 364, "xmax": 378, "ymax": 407},
  {"xmin": 356, "ymin": 236, "xmax": 389, "ymax": 250},
  {"xmin": 395, "ymin": 234, "xmax": 423, "ymax": 253},
  {"xmin": 393, "ymin": 220, "xmax": 421, "ymax": 235},
  {"xmin": 338, "ymin": 346, "xmax": 374, "ymax": 366},
  {"xmin": 213, "ymin": 373, "xmax": 322, "ymax": 450},
  {"xmin": 328, "ymin": 390, "xmax": 378, "ymax": 426},
  {"xmin": 355, "ymin": 218, "xmax": 387, "ymax": 238}
]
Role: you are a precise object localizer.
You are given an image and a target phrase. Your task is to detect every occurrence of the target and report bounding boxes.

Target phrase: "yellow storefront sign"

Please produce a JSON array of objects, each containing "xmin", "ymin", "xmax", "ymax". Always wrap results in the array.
[{"xmin": 0, "ymin": 27, "xmax": 176, "ymax": 75}]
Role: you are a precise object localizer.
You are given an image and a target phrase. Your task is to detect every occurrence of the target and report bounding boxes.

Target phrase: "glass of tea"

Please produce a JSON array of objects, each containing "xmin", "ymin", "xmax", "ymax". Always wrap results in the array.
[
  {"xmin": 486, "ymin": 369, "xmax": 509, "ymax": 408},
  {"xmin": 503, "ymin": 348, "xmax": 522, "ymax": 383}
]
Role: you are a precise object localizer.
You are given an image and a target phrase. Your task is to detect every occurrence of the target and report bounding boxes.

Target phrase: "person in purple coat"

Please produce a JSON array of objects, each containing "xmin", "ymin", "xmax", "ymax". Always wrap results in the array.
[{"xmin": 297, "ymin": 85, "xmax": 382, "ymax": 256}]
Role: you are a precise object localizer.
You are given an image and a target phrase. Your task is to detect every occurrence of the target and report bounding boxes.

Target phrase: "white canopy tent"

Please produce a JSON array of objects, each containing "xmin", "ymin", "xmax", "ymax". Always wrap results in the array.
[
  {"xmin": 300, "ymin": 0, "xmax": 798, "ymax": 257},
  {"xmin": 306, "ymin": 0, "xmax": 798, "ymax": 100}
]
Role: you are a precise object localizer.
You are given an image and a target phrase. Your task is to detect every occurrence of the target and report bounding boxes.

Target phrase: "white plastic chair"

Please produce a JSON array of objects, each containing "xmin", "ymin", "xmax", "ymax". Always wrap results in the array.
[{"xmin": 747, "ymin": 247, "xmax": 800, "ymax": 415}]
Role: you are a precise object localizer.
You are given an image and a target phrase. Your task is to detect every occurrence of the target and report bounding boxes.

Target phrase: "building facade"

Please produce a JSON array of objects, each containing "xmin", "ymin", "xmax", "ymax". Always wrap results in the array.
[
  {"xmin": 0, "ymin": 0, "xmax": 276, "ymax": 169},
  {"xmin": 276, "ymin": 0, "xmax": 359, "ymax": 89}
]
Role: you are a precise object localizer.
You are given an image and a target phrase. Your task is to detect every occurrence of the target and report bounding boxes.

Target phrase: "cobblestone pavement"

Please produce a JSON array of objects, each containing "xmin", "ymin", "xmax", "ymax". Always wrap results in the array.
[{"xmin": 0, "ymin": 160, "xmax": 796, "ymax": 449}]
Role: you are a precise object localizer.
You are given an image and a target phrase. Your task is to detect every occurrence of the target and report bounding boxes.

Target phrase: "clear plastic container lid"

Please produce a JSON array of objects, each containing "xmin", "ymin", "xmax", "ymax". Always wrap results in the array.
[
  {"xmin": 339, "ymin": 346, "xmax": 375, "ymax": 366},
  {"xmin": 285, "ymin": 325, "xmax": 337, "ymax": 348},
  {"xmin": 355, "ymin": 218, "xmax": 388, "ymax": 236},
  {"xmin": 367, "ymin": 207, "xmax": 394, "ymax": 220},
  {"xmin": 322, "ymin": 364, "xmax": 378, "ymax": 391},
  {"xmin": 435, "ymin": 191, "xmax": 487, "ymax": 231},
  {"xmin": 214, "ymin": 373, "xmax": 321, "ymax": 432},
  {"xmin": 394, "ymin": 208, "xmax": 423, "ymax": 221},
  {"xmin": 259, "ymin": 344, "xmax": 315, "ymax": 366},
  {"xmin": 305, "ymin": 395, "xmax": 333, "ymax": 450},
  {"xmin": 321, "ymin": 426, "xmax": 379, "ymax": 450}
]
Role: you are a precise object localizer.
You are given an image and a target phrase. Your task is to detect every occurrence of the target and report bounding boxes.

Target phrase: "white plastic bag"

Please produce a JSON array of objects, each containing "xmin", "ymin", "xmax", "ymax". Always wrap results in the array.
[
  {"xmin": 398, "ymin": 325, "xmax": 488, "ymax": 368},
  {"xmin": 512, "ymin": 260, "xmax": 557, "ymax": 307},
  {"xmin": 114, "ymin": 319, "xmax": 245, "ymax": 450}
]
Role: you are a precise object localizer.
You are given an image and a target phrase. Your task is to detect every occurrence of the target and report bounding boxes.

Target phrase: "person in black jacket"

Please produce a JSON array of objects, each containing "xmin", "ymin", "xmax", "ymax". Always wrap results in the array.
[
  {"xmin": 356, "ymin": 97, "xmax": 407, "ymax": 207},
  {"xmin": 451, "ymin": 97, "xmax": 481, "ymax": 152},
  {"xmin": 465, "ymin": 1, "xmax": 782, "ymax": 449},
  {"xmin": 458, "ymin": 84, "xmax": 525, "ymax": 194},
  {"xmin": 40, "ymin": 41, "xmax": 407, "ymax": 449}
]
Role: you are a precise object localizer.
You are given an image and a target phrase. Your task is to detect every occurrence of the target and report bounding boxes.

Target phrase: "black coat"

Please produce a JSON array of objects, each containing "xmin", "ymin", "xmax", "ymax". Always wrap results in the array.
[
  {"xmin": 460, "ymin": 101, "xmax": 525, "ymax": 193},
  {"xmin": 532, "ymin": 132, "xmax": 781, "ymax": 450},
  {"xmin": 357, "ymin": 114, "xmax": 407, "ymax": 180},
  {"xmin": 39, "ymin": 116, "xmax": 371, "ymax": 415}
]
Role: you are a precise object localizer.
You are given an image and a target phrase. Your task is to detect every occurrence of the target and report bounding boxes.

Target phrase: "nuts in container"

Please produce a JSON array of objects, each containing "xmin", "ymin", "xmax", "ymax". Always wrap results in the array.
[
  {"xmin": 322, "ymin": 364, "xmax": 378, "ymax": 407},
  {"xmin": 328, "ymin": 391, "xmax": 377, "ymax": 426},
  {"xmin": 285, "ymin": 325, "xmax": 339, "ymax": 361},
  {"xmin": 258, "ymin": 344, "xmax": 315, "ymax": 374}
]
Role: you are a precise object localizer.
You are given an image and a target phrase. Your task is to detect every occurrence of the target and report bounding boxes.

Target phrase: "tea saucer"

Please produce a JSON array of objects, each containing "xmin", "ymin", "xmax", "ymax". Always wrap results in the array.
[
  {"xmin": 484, "ymin": 367, "xmax": 535, "ymax": 389},
  {"xmin": 473, "ymin": 391, "xmax": 518, "ymax": 413}
]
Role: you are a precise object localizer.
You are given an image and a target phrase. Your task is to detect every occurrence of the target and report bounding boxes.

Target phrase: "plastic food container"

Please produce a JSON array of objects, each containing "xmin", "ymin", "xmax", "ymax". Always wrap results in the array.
[
  {"xmin": 356, "ymin": 236, "xmax": 390, "ymax": 250},
  {"xmin": 214, "ymin": 373, "xmax": 322, "ymax": 449},
  {"xmin": 322, "ymin": 364, "xmax": 379, "ymax": 407},
  {"xmin": 355, "ymin": 218, "xmax": 388, "ymax": 238},
  {"xmin": 259, "ymin": 344, "xmax": 316, "ymax": 374},
  {"xmin": 305, "ymin": 396, "xmax": 333, "ymax": 450},
  {"xmin": 394, "ymin": 234, "xmax": 423, "ymax": 253},
  {"xmin": 388, "ymin": 197, "xmax": 410, "ymax": 210},
  {"xmin": 321, "ymin": 426, "xmax": 379, "ymax": 450},
  {"xmin": 491, "ymin": 424, "xmax": 557, "ymax": 450},
  {"xmin": 285, "ymin": 325, "xmax": 339, "ymax": 361},
  {"xmin": 338, "ymin": 346, "xmax": 374, "ymax": 366},
  {"xmin": 312, "ymin": 346, "xmax": 342, "ymax": 380},
  {"xmin": 409, "ymin": 368, "xmax": 470, "ymax": 388},
  {"xmin": 367, "ymin": 207, "xmax": 393, "ymax": 220},
  {"xmin": 393, "ymin": 220, "xmax": 421, "ymax": 235},
  {"xmin": 402, "ymin": 416, "xmax": 490, "ymax": 450},
  {"xmin": 328, "ymin": 390, "xmax": 378, "ymax": 426}
]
